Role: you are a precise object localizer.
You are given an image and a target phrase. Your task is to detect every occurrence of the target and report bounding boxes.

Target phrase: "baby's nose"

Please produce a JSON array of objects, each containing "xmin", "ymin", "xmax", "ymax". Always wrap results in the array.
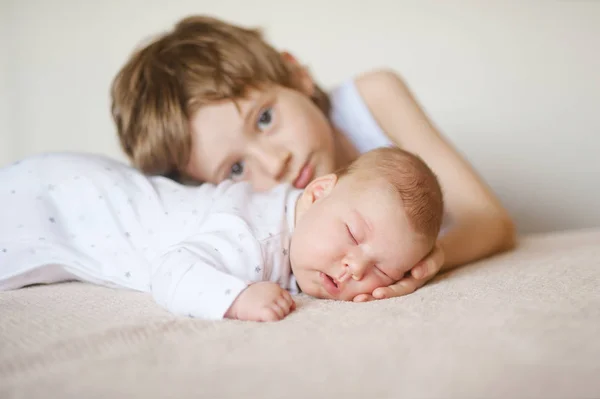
[
  {"xmin": 338, "ymin": 264, "xmax": 364, "ymax": 282},
  {"xmin": 337, "ymin": 266, "xmax": 351, "ymax": 282}
]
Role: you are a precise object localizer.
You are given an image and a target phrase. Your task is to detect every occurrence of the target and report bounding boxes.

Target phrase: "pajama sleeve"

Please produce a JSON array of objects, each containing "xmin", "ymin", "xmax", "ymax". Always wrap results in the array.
[{"xmin": 150, "ymin": 242, "xmax": 249, "ymax": 320}]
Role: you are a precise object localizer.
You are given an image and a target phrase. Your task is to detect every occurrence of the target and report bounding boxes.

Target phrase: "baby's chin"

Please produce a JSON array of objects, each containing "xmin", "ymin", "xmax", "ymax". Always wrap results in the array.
[
  {"xmin": 294, "ymin": 274, "xmax": 364, "ymax": 302},
  {"xmin": 294, "ymin": 276, "xmax": 323, "ymax": 299},
  {"xmin": 294, "ymin": 275, "xmax": 331, "ymax": 300}
]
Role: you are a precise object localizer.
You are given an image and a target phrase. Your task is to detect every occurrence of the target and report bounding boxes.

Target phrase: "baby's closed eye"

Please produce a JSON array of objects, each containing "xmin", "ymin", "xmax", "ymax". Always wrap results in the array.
[{"xmin": 373, "ymin": 265, "xmax": 395, "ymax": 284}]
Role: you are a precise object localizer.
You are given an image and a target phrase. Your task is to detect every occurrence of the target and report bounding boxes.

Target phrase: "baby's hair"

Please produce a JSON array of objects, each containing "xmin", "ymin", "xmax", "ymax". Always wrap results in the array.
[
  {"xmin": 336, "ymin": 147, "xmax": 444, "ymax": 244},
  {"xmin": 110, "ymin": 15, "xmax": 330, "ymax": 180}
]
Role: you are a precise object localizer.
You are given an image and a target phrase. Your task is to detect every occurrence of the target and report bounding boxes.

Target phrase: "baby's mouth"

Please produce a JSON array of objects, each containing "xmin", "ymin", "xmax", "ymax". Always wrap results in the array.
[
  {"xmin": 320, "ymin": 272, "xmax": 340, "ymax": 296},
  {"xmin": 327, "ymin": 274, "xmax": 338, "ymax": 288}
]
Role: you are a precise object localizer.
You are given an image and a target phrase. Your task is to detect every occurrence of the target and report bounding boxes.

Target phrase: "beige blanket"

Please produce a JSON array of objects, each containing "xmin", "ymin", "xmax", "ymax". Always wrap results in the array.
[{"xmin": 1, "ymin": 228, "xmax": 599, "ymax": 399}]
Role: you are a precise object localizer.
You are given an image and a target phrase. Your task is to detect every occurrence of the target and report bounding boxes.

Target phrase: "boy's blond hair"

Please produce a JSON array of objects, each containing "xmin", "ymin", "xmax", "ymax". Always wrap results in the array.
[
  {"xmin": 111, "ymin": 15, "xmax": 330, "ymax": 178},
  {"xmin": 336, "ymin": 147, "xmax": 444, "ymax": 244}
]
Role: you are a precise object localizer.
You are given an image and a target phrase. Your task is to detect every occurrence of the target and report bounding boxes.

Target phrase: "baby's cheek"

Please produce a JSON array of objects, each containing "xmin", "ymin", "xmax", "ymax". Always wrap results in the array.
[
  {"xmin": 365, "ymin": 278, "xmax": 386, "ymax": 295},
  {"xmin": 295, "ymin": 273, "xmax": 325, "ymax": 299}
]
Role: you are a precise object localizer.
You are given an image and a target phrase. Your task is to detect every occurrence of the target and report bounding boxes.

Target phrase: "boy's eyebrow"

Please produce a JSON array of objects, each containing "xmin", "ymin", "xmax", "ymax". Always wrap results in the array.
[
  {"xmin": 243, "ymin": 97, "xmax": 261, "ymax": 129},
  {"xmin": 210, "ymin": 100, "xmax": 260, "ymax": 181},
  {"xmin": 212, "ymin": 155, "xmax": 230, "ymax": 181},
  {"xmin": 210, "ymin": 91, "xmax": 271, "ymax": 180},
  {"xmin": 243, "ymin": 90, "xmax": 274, "ymax": 131},
  {"xmin": 211, "ymin": 138, "xmax": 239, "ymax": 181}
]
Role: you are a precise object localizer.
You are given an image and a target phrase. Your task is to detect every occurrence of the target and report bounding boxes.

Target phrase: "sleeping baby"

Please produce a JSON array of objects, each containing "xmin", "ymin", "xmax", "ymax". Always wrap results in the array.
[{"xmin": 0, "ymin": 147, "xmax": 444, "ymax": 321}]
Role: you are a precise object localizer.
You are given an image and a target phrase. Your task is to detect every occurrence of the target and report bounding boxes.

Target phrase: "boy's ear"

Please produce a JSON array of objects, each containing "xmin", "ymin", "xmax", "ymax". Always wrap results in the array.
[
  {"xmin": 281, "ymin": 51, "xmax": 298, "ymax": 65},
  {"xmin": 281, "ymin": 51, "xmax": 315, "ymax": 96},
  {"xmin": 303, "ymin": 173, "xmax": 337, "ymax": 204}
]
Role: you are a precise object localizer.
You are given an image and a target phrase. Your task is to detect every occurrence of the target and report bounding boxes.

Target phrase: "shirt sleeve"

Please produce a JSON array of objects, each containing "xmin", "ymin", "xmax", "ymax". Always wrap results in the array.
[{"xmin": 150, "ymin": 242, "xmax": 249, "ymax": 320}]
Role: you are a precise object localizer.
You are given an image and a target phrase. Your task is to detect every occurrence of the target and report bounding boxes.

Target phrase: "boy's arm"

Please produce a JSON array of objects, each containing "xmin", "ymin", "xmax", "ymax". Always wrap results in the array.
[
  {"xmin": 353, "ymin": 69, "xmax": 516, "ymax": 300},
  {"xmin": 357, "ymin": 69, "xmax": 516, "ymax": 269},
  {"xmin": 150, "ymin": 243, "xmax": 249, "ymax": 320}
]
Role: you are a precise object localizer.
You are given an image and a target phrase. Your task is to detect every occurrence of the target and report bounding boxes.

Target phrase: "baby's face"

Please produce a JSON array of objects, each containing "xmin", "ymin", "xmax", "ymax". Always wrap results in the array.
[{"xmin": 290, "ymin": 174, "xmax": 432, "ymax": 301}]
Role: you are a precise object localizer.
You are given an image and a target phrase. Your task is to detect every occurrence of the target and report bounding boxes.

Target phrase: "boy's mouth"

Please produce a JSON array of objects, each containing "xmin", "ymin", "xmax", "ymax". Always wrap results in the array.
[
  {"xmin": 320, "ymin": 272, "xmax": 340, "ymax": 296},
  {"xmin": 293, "ymin": 159, "xmax": 314, "ymax": 189}
]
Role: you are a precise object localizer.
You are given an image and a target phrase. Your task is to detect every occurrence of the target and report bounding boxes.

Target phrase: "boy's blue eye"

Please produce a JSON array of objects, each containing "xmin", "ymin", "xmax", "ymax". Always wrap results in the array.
[
  {"xmin": 257, "ymin": 108, "xmax": 273, "ymax": 130},
  {"xmin": 229, "ymin": 161, "xmax": 245, "ymax": 179}
]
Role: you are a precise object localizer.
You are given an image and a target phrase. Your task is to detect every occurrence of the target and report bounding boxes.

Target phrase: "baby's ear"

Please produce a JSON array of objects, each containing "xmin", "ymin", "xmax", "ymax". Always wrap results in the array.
[{"xmin": 304, "ymin": 174, "xmax": 337, "ymax": 203}]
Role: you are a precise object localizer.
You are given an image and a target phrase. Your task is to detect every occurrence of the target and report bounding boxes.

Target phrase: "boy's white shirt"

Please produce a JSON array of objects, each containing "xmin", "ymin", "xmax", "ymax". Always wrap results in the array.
[{"xmin": 0, "ymin": 153, "xmax": 303, "ymax": 320}]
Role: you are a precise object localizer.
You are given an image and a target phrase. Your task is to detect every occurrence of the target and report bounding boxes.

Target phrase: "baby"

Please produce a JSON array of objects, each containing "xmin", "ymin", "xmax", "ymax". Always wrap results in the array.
[{"xmin": 0, "ymin": 147, "xmax": 443, "ymax": 321}]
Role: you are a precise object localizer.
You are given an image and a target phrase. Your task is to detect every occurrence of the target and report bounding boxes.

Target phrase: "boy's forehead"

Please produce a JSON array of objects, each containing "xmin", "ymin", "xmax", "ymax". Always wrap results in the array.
[
  {"xmin": 187, "ymin": 85, "xmax": 280, "ymax": 182},
  {"xmin": 191, "ymin": 85, "xmax": 279, "ymax": 134},
  {"xmin": 193, "ymin": 87, "xmax": 266, "ymax": 119},
  {"xmin": 190, "ymin": 89, "xmax": 269, "ymax": 145}
]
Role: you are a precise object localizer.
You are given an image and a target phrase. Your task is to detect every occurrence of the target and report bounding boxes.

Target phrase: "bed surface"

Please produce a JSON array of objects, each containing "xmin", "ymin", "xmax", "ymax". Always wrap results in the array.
[{"xmin": 2, "ymin": 228, "xmax": 599, "ymax": 399}]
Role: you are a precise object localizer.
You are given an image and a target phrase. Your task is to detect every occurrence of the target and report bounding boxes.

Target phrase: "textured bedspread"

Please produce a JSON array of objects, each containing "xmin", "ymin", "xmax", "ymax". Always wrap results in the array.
[{"xmin": 1, "ymin": 228, "xmax": 599, "ymax": 399}]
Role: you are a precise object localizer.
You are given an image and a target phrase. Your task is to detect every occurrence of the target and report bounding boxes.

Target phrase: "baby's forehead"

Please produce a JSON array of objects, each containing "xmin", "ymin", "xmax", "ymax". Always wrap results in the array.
[{"xmin": 344, "ymin": 171, "xmax": 398, "ymax": 195}]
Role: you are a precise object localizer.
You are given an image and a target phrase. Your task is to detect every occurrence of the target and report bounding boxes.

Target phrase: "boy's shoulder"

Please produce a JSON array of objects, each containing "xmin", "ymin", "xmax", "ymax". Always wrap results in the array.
[
  {"xmin": 330, "ymin": 68, "xmax": 403, "ymax": 93},
  {"xmin": 329, "ymin": 68, "xmax": 406, "ymax": 116},
  {"xmin": 353, "ymin": 68, "xmax": 404, "ymax": 86},
  {"xmin": 328, "ymin": 69, "xmax": 402, "ymax": 153},
  {"xmin": 352, "ymin": 68, "xmax": 409, "ymax": 106}
]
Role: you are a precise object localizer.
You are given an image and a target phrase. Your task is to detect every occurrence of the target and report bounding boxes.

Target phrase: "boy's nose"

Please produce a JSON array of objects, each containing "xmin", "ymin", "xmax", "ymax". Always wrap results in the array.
[{"xmin": 256, "ymin": 144, "xmax": 292, "ymax": 181}]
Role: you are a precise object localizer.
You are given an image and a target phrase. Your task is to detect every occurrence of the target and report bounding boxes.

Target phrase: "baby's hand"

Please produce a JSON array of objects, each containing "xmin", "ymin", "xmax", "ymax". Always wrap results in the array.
[
  {"xmin": 225, "ymin": 282, "xmax": 296, "ymax": 322},
  {"xmin": 353, "ymin": 243, "xmax": 445, "ymax": 302}
]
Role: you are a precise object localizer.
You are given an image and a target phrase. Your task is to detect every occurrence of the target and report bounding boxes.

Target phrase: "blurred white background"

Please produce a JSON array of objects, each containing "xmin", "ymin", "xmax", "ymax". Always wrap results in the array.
[{"xmin": 1, "ymin": 0, "xmax": 599, "ymax": 233}]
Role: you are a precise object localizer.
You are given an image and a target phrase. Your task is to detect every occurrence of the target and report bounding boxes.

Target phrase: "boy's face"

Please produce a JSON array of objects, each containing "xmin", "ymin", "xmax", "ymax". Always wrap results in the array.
[
  {"xmin": 186, "ymin": 78, "xmax": 337, "ymax": 192},
  {"xmin": 290, "ymin": 174, "xmax": 432, "ymax": 301}
]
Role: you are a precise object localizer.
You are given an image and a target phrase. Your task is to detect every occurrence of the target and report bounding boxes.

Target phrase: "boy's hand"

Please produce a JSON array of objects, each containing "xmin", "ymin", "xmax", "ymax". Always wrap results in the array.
[
  {"xmin": 225, "ymin": 282, "xmax": 296, "ymax": 322},
  {"xmin": 353, "ymin": 243, "xmax": 445, "ymax": 302}
]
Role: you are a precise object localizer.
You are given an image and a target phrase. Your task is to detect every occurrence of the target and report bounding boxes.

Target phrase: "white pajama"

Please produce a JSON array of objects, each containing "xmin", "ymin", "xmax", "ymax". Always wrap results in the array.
[{"xmin": 0, "ymin": 152, "xmax": 301, "ymax": 320}]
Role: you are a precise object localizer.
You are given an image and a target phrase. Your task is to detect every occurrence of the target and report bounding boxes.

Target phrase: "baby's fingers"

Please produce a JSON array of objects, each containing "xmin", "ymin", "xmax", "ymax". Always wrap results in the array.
[
  {"xmin": 373, "ymin": 276, "xmax": 424, "ymax": 299},
  {"xmin": 275, "ymin": 296, "xmax": 293, "ymax": 316},
  {"xmin": 259, "ymin": 307, "xmax": 281, "ymax": 322},
  {"xmin": 352, "ymin": 293, "xmax": 375, "ymax": 303},
  {"xmin": 281, "ymin": 291, "xmax": 296, "ymax": 311},
  {"xmin": 268, "ymin": 301, "xmax": 287, "ymax": 320},
  {"xmin": 372, "ymin": 286, "xmax": 396, "ymax": 299},
  {"xmin": 411, "ymin": 244, "xmax": 444, "ymax": 280}
]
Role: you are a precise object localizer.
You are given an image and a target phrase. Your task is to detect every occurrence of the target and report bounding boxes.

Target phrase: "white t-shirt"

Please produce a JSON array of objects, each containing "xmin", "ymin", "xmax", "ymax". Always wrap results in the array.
[
  {"xmin": 329, "ymin": 78, "xmax": 452, "ymax": 235},
  {"xmin": 0, "ymin": 152, "xmax": 302, "ymax": 320}
]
